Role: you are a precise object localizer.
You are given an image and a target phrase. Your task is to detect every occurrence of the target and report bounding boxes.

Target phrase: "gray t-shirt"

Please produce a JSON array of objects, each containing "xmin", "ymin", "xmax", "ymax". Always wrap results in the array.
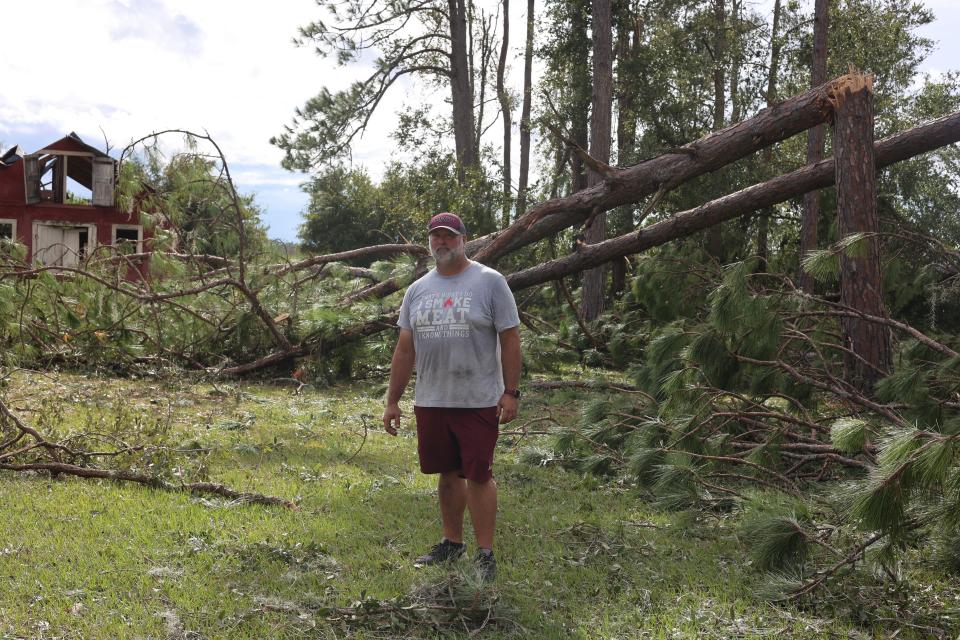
[{"xmin": 398, "ymin": 261, "xmax": 520, "ymax": 408}]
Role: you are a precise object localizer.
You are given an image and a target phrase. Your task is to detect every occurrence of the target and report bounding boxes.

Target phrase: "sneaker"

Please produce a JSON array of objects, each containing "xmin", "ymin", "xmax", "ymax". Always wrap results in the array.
[
  {"xmin": 414, "ymin": 539, "xmax": 466, "ymax": 566},
  {"xmin": 474, "ymin": 549, "xmax": 497, "ymax": 581}
]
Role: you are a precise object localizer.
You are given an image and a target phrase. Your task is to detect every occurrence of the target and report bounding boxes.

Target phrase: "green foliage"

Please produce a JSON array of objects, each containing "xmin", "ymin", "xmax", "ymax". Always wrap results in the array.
[
  {"xmin": 932, "ymin": 524, "xmax": 960, "ymax": 573},
  {"xmin": 830, "ymin": 418, "xmax": 869, "ymax": 454},
  {"xmin": 801, "ymin": 233, "xmax": 872, "ymax": 284},
  {"xmin": 120, "ymin": 147, "xmax": 268, "ymax": 258},
  {"xmin": 651, "ymin": 454, "xmax": 700, "ymax": 511},
  {"xmin": 740, "ymin": 493, "xmax": 813, "ymax": 571},
  {"xmin": 685, "ymin": 330, "xmax": 738, "ymax": 388},
  {"xmin": 298, "ymin": 167, "xmax": 406, "ymax": 260},
  {"xmin": 299, "ymin": 145, "xmax": 505, "ymax": 258}
]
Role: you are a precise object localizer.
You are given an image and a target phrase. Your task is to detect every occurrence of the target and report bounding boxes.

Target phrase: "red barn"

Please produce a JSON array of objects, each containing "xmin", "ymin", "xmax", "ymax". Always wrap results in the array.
[{"xmin": 0, "ymin": 133, "xmax": 150, "ymax": 276}]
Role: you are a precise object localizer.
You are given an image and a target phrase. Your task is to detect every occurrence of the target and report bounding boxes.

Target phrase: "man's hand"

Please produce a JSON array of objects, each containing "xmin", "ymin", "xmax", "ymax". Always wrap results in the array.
[
  {"xmin": 383, "ymin": 403, "xmax": 402, "ymax": 436},
  {"xmin": 496, "ymin": 394, "xmax": 519, "ymax": 424}
]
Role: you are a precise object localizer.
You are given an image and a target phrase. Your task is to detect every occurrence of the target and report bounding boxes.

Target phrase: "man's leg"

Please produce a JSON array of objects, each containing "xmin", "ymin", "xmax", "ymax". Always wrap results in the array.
[
  {"xmin": 438, "ymin": 470, "xmax": 467, "ymax": 543},
  {"xmin": 466, "ymin": 478, "xmax": 497, "ymax": 549}
]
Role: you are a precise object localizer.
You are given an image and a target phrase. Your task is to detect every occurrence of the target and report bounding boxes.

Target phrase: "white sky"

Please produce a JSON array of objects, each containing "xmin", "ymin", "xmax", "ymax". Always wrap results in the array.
[{"xmin": 0, "ymin": 0, "xmax": 956, "ymax": 241}]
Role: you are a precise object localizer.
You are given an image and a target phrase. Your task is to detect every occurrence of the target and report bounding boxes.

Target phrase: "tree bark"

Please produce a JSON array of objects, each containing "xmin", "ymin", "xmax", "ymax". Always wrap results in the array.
[
  {"xmin": 449, "ymin": 0, "xmax": 478, "ymax": 182},
  {"xmin": 473, "ymin": 12, "xmax": 493, "ymax": 169},
  {"xmin": 497, "ymin": 0, "xmax": 512, "ymax": 227},
  {"xmin": 712, "ymin": 0, "xmax": 727, "ymax": 131},
  {"xmin": 470, "ymin": 75, "xmax": 849, "ymax": 266},
  {"xmin": 504, "ymin": 108, "xmax": 960, "ymax": 290},
  {"xmin": 581, "ymin": 0, "xmax": 614, "ymax": 322},
  {"xmin": 610, "ymin": 13, "xmax": 642, "ymax": 297},
  {"xmin": 729, "ymin": 0, "xmax": 742, "ymax": 124},
  {"xmin": 832, "ymin": 75, "xmax": 891, "ymax": 390},
  {"xmin": 800, "ymin": 0, "xmax": 830, "ymax": 292},
  {"xmin": 515, "ymin": 0, "xmax": 535, "ymax": 220},
  {"xmin": 705, "ymin": 0, "xmax": 728, "ymax": 261},
  {"xmin": 569, "ymin": 3, "xmax": 591, "ymax": 194},
  {"xmin": 756, "ymin": 0, "xmax": 783, "ymax": 269}
]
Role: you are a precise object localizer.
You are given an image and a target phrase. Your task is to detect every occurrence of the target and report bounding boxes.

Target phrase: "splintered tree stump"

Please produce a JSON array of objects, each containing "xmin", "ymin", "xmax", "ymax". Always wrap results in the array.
[{"xmin": 831, "ymin": 73, "xmax": 891, "ymax": 391}]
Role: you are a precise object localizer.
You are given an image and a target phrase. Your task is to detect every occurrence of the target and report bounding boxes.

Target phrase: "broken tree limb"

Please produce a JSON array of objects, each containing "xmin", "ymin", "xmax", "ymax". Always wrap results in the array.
[
  {"xmin": 216, "ymin": 311, "xmax": 402, "ymax": 376},
  {"xmin": 504, "ymin": 109, "xmax": 960, "ymax": 291},
  {"xmin": 0, "ymin": 462, "xmax": 296, "ymax": 508},
  {"xmin": 0, "ymin": 395, "xmax": 295, "ymax": 508},
  {"xmin": 271, "ymin": 244, "xmax": 429, "ymax": 277},
  {"xmin": 340, "ymin": 258, "xmax": 429, "ymax": 305},
  {"xmin": 468, "ymin": 74, "xmax": 853, "ymax": 265}
]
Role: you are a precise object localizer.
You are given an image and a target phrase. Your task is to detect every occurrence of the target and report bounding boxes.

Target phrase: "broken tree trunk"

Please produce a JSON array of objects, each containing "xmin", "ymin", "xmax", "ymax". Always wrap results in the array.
[
  {"xmin": 469, "ymin": 75, "xmax": 848, "ymax": 265},
  {"xmin": 505, "ymin": 109, "xmax": 960, "ymax": 290},
  {"xmin": 831, "ymin": 74, "xmax": 891, "ymax": 390}
]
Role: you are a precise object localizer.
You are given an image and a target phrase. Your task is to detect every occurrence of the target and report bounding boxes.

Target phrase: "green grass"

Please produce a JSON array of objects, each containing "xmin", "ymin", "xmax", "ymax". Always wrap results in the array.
[{"xmin": 0, "ymin": 371, "xmax": 952, "ymax": 638}]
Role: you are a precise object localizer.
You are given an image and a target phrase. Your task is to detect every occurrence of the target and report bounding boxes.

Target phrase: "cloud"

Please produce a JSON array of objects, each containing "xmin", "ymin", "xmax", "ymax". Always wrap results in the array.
[{"xmin": 107, "ymin": 0, "xmax": 203, "ymax": 55}]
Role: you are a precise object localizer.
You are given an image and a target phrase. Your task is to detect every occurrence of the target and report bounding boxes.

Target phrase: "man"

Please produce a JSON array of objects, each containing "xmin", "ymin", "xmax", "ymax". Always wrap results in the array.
[{"xmin": 382, "ymin": 212, "xmax": 521, "ymax": 581}]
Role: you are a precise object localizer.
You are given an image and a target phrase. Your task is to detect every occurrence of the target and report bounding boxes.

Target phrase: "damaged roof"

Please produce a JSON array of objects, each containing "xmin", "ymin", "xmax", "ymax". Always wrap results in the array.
[
  {"xmin": 0, "ymin": 145, "xmax": 24, "ymax": 166},
  {"xmin": 38, "ymin": 132, "xmax": 113, "ymax": 159}
]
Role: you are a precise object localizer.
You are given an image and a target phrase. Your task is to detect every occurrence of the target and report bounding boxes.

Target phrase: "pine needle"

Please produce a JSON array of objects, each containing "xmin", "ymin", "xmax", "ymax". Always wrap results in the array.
[
  {"xmin": 830, "ymin": 417, "xmax": 869, "ymax": 454},
  {"xmin": 740, "ymin": 493, "xmax": 814, "ymax": 571}
]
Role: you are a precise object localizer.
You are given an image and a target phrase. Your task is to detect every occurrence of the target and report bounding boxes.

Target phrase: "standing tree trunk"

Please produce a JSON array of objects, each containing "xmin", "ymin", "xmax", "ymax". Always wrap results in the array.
[
  {"xmin": 729, "ymin": 0, "xmax": 742, "ymax": 124},
  {"xmin": 497, "ymin": 0, "xmax": 512, "ymax": 228},
  {"xmin": 610, "ymin": 12, "xmax": 642, "ymax": 297},
  {"xmin": 581, "ymin": 0, "xmax": 614, "ymax": 322},
  {"xmin": 474, "ymin": 12, "xmax": 494, "ymax": 164},
  {"xmin": 800, "ymin": 0, "xmax": 830, "ymax": 292},
  {"xmin": 705, "ymin": 0, "xmax": 727, "ymax": 261},
  {"xmin": 450, "ymin": 0, "xmax": 478, "ymax": 183},
  {"xmin": 832, "ymin": 74, "xmax": 891, "ymax": 391},
  {"xmin": 569, "ymin": 2, "xmax": 591, "ymax": 194},
  {"xmin": 515, "ymin": 0, "xmax": 535, "ymax": 220},
  {"xmin": 756, "ymin": 0, "xmax": 783, "ymax": 269}
]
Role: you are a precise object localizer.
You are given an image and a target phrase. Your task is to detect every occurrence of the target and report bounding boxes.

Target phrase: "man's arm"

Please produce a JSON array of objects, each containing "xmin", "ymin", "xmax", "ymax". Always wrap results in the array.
[
  {"xmin": 383, "ymin": 329, "xmax": 415, "ymax": 435},
  {"xmin": 497, "ymin": 326, "xmax": 521, "ymax": 424}
]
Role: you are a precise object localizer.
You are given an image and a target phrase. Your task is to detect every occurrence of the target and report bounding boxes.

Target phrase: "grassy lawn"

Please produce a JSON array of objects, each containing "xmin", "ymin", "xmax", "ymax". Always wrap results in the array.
[{"xmin": 0, "ymin": 371, "xmax": 952, "ymax": 638}]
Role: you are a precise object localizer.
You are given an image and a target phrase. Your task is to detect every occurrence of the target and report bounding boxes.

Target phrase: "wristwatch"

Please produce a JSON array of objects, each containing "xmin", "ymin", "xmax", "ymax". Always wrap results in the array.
[{"xmin": 503, "ymin": 388, "xmax": 522, "ymax": 399}]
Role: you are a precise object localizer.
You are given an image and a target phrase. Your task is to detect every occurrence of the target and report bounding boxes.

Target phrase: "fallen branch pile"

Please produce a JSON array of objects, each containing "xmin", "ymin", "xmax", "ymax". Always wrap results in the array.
[{"xmin": 0, "ymin": 394, "xmax": 294, "ymax": 509}]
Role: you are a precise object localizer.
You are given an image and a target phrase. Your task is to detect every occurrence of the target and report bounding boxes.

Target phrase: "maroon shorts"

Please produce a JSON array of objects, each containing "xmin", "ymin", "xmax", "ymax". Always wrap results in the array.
[{"xmin": 414, "ymin": 406, "xmax": 499, "ymax": 483}]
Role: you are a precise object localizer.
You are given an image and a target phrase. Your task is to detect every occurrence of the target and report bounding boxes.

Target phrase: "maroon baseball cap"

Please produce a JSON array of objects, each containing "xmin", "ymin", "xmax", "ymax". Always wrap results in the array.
[{"xmin": 427, "ymin": 212, "xmax": 467, "ymax": 236}]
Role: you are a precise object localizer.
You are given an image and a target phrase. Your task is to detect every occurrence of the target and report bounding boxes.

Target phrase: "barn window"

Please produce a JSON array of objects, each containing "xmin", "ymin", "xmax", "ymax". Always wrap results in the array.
[
  {"xmin": 0, "ymin": 219, "xmax": 16, "ymax": 241},
  {"xmin": 23, "ymin": 152, "xmax": 115, "ymax": 207},
  {"xmin": 112, "ymin": 225, "xmax": 143, "ymax": 254}
]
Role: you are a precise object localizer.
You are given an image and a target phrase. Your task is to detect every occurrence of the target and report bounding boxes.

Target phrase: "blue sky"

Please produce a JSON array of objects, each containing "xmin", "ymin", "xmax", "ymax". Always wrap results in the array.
[{"xmin": 1, "ymin": 0, "xmax": 956, "ymax": 242}]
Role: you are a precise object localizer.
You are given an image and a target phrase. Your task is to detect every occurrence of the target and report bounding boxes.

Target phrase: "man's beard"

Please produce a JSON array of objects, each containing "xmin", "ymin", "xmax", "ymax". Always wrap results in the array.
[{"xmin": 431, "ymin": 243, "xmax": 465, "ymax": 266}]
